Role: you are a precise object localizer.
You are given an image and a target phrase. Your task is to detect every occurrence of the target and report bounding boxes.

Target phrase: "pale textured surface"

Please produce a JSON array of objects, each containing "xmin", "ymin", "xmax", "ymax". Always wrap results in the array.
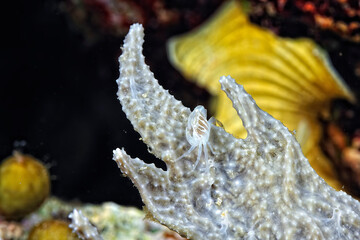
[
  {"xmin": 113, "ymin": 24, "xmax": 360, "ymax": 240},
  {"xmin": 1, "ymin": 196, "xmax": 183, "ymax": 240},
  {"xmin": 167, "ymin": 0, "xmax": 355, "ymax": 192},
  {"xmin": 69, "ymin": 209, "xmax": 103, "ymax": 240}
]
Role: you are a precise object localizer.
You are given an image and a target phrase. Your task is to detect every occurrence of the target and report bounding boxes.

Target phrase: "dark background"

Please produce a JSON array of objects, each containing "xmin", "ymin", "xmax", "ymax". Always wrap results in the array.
[
  {"xmin": 1, "ymin": 0, "xmax": 141, "ymax": 207},
  {"xmin": 0, "ymin": 0, "xmax": 217, "ymax": 207}
]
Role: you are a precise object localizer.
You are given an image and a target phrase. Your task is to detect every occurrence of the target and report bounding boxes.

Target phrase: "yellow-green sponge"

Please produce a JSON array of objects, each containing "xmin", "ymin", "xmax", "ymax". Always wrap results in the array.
[
  {"xmin": 28, "ymin": 219, "xmax": 80, "ymax": 240},
  {"xmin": 0, "ymin": 152, "xmax": 50, "ymax": 219}
]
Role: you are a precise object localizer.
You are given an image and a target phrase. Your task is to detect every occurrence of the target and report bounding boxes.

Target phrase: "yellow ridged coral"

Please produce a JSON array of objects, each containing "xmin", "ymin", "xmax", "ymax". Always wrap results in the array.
[
  {"xmin": 0, "ymin": 152, "xmax": 50, "ymax": 219},
  {"xmin": 28, "ymin": 219, "xmax": 80, "ymax": 240},
  {"xmin": 167, "ymin": 0, "xmax": 355, "ymax": 192}
]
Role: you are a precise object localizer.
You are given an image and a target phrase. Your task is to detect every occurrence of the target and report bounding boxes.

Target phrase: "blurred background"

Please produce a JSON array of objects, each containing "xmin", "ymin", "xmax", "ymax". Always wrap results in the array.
[
  {"xmin": 0, "ymin": 0, "xmax": 221, "ymax": 207},
  {"xmin": 1, "ymin": 0, "xmax": 359, "ymax": 207}
]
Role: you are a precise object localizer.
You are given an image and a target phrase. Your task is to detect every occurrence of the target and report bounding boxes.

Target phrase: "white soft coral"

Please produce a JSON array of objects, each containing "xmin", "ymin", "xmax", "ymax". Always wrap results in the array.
[
  {"xmin": 113, "ymin": 23, "xmax": 360, "ymax": 240},
  {"xmin": 69, "ymin": 209, "xmax": 103, "ymax": 240}
]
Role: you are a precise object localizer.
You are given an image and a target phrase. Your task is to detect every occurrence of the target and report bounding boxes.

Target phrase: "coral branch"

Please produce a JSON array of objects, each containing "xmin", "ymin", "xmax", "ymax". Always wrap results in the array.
[{"xmin": 113, "ymin": 23, "xmax": 360, "ymax": 240}]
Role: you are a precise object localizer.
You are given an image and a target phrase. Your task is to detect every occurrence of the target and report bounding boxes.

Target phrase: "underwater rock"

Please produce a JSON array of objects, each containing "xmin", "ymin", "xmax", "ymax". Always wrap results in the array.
[
  {"xmin": 113, "ymin": 23, "xmax": 360, "ymax": 240},
  {"xmin": 249, "ymin": 0, "xmax": 360, "ymax": 42},
  {"xmin": 62, "ymin": 0, "xmax": 224, "ymax": 42},
  {"xmin": 6, "ymin": 197, "xmax": 183, "ymax": 240}
]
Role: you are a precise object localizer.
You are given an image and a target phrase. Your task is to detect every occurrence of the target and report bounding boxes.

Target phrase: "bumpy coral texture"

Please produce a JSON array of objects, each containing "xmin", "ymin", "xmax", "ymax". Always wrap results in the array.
[
  {"xmin": 113, "ymin": 24, "xmax": 360, "ymax": 240},
  {"xmin": 69, "ymin": 209, "xmax": 103, "ymax": 240}
]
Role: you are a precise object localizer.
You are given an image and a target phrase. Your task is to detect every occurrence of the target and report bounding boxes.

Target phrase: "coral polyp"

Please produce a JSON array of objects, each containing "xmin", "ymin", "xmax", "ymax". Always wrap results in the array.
[{"xmin": 176, "ymin": 105, "xmax": 214, "ymax": 171}]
